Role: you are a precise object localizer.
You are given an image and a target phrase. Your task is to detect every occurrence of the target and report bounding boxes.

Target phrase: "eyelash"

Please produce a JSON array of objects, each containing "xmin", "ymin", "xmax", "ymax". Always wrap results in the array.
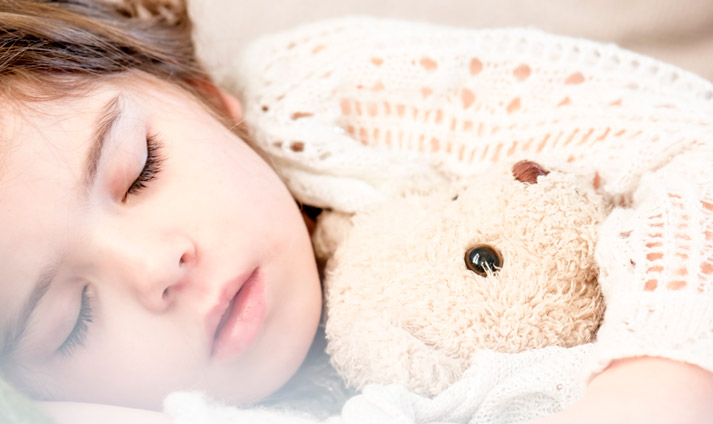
[
  {"xmin": 124, "ymin": 134, "xmax": 164, "ymax": 199},
  {"xmin": 58, "ymin": 285, "xmax": 94, "ymax": 356}
]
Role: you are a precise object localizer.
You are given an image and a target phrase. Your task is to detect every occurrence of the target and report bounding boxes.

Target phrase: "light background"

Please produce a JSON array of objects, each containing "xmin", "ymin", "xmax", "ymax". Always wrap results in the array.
[{"xmin": 190, "ymin": 0, "xmax": 713, "ymax": 82}]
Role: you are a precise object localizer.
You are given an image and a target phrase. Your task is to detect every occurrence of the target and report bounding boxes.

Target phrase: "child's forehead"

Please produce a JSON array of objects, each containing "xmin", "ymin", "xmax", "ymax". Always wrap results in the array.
[
  {"xmin": 0, "ymin": 83, "xmax": 133, "ymax": 190},
  {"xmin": 2, "ymin": 72, "xmax": 184, "ymax": 115},
  {"xmin": 1, "ymin": 76, "xmax": 184, "ymax": 138},
  {"xmin": 0, "ymin": 82, "xmax": 115, "ymax": 130},
  {"xmin": 0, "ymin": 87, "xmax": 115, "ymax": 162}
]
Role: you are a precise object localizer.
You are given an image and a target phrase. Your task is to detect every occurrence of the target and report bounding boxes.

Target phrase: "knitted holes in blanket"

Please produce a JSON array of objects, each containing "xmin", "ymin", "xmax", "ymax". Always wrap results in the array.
[{"xmin": 595, "ymin": 149, "xmax": 713, "ymax": 297}]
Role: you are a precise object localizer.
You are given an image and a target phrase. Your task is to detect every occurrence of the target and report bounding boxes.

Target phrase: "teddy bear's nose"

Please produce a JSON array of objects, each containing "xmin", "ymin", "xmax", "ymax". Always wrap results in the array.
[{"xmin": 512, "ymin": 160, "xmax": 549, "ymax": 184}]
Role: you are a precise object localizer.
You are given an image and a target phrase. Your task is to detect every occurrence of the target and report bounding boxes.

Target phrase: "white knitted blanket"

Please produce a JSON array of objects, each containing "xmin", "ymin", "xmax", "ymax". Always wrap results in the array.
[{"xmin": 165, "ymin": 345, "xmax": 589, "ymax": 424}]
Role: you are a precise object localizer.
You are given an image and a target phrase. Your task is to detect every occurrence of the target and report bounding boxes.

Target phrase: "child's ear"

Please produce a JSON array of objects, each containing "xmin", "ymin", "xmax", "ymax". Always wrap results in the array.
[
  {"xmin": 189, "ymin": 79, "xmax": 243, "ymax": 122},
  {"xmin": 215, "ymin": 88, "xmax": 243, "ymax": 122}
]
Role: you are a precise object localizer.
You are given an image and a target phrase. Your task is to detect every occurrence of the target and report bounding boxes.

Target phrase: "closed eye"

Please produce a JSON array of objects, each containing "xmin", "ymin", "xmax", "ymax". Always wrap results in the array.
[
  {"xmin": 58, "ymin": 285, "xmax": 94, "ymax": 357},
  {"xmin": 123, "ymin": 134, "xmax": 164, "ymax": 201}
]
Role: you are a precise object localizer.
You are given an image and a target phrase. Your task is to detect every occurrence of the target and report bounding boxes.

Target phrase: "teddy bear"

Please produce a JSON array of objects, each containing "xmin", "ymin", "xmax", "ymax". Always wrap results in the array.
[{"xmin": 312, "ymin": 160, "xmax": 607, "ymax": 397}]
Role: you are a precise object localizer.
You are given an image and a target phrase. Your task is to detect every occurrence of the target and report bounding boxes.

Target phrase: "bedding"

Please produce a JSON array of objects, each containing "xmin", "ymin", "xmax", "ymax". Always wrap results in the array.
[{"xmin": 165, "ymin": 345, "xmax": 590, "ymax": 424}]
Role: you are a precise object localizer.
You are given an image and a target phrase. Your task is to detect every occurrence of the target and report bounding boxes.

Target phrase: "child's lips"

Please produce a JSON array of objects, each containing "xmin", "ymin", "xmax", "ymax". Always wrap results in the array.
[{"xmin": 206, "ymin": 268, "xmax": 266, "ymax": 360}]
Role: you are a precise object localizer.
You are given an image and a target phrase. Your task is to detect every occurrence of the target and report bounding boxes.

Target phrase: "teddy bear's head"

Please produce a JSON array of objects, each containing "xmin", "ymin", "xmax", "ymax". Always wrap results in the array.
[{"xmin": 315, "ymin": 160, "xmax": 606, "ymax": 396}]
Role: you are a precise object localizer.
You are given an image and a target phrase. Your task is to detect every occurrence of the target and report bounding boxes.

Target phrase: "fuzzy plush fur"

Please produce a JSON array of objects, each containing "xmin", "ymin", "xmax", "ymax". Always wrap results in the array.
[{"xmin": 314, "ymin": 160, "xmax": 606, "ymax": 396}]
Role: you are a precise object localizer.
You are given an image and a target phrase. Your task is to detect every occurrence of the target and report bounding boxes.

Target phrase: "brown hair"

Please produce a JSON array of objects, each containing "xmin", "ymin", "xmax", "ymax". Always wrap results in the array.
[{"xmin": 0, "ymin": 0, "xmax": 225, "ymax": 113}]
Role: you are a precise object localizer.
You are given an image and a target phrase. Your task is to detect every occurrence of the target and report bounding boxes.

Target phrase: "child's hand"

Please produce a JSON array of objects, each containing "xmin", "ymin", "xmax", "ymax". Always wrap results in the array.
[{"xmin": 525, "ymin": 357, "xmax": 713, "ymax": 424}]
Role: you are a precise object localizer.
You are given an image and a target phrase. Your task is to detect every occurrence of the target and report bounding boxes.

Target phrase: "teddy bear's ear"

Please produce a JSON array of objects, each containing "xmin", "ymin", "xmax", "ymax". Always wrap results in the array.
[
  {"xmin": 312, "ymin": 210, "xmax": 355, "ymax": 263},
  {"xmin": 512, "ymin": 160, "xmax": 549, "ymax": 184}
]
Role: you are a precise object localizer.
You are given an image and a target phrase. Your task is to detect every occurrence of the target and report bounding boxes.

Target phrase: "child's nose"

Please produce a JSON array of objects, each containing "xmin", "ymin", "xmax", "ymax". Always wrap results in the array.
[
  {"xmin": 90, "ymin": 227, "xmax": 197, "ymax": 313},
  {"xmin": 129, "ymin": 237, "xmax": 196, "ymax": 313}
]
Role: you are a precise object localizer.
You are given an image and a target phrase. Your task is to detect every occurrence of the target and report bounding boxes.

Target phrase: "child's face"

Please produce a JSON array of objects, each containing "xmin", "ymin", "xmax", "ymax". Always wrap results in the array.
[{"xmin": 0, "ymin": 75, "xmax": 322, "ymax": 409}]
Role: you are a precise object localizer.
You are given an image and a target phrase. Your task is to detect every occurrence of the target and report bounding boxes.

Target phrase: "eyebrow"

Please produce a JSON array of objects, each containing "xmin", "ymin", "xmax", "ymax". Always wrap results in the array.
[
  {"xmin": 82, "ymin": 95, "xmax": 122, "ymax": 192},
  {"xmin": 0, "ymin": 96, "xmax": 122, "ymax": 361},
  {"xmin": 1, "ymin": 264, "xmax": 55, "ymax": 360}
]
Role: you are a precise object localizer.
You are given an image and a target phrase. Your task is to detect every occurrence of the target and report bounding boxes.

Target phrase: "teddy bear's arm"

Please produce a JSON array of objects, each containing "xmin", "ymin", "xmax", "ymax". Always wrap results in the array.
[{"xmin": 326, "ymin": 309, "xmax": 465, "ymax": 396}]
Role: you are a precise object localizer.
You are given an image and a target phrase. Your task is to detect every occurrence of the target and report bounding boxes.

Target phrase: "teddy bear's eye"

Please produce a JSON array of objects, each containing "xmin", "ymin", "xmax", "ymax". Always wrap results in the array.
[{"xmin": 464, "ymin": 245, "xmax": 503, "ymax": 276}]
